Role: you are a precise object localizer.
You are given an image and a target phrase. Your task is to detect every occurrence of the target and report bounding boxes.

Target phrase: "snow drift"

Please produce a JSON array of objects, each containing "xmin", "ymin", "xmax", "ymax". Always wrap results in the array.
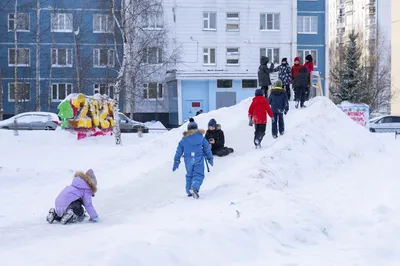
[{"xmin": 0, "ymin": 97, "xmax": 399, "ymax": 266}]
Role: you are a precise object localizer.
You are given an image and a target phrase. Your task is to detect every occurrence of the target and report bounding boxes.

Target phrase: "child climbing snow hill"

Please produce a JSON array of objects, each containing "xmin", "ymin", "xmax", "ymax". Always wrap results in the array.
[
  {"xmin": 46, "ymin": 169, "xmax": 99, "ymax": 224},
  {"xmin": 268, "ymin": 80, "xmax": 289, "ymax": 138},
  {"xmin": 173, "ymin": 118, "xmax": 214, "ymax": 199},
  {"xmin": 248, "ymin": 89, "xmax": 274, "ymax": 148}
]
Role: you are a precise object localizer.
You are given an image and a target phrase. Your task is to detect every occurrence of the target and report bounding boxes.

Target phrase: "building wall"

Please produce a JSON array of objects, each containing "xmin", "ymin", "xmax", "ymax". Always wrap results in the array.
[
  {"xmin": 297, "ymin": 0, "xmax": 326, "ymax": 93},
  {"xmin": 0, "ymin": 0, "xmax": 123, "ymax": 118},
  {"xmin": 392, "ymin": 0, "xmax": 400, "ymax": 114}
]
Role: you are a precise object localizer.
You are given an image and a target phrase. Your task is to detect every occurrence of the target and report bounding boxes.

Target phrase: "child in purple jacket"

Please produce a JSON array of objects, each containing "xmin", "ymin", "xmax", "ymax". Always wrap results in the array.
[{"xmin": 46, "ymin": 169, "xmax": 99, "ymax": 224}]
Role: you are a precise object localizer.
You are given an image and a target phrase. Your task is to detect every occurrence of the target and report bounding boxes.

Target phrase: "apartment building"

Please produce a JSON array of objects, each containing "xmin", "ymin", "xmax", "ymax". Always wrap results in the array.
[
  {"xmin": 163, "ymin": 0, "xmax": 297, "ymax": 125},
  {"xmin": 0, "ymin": 0, "xmax": 123, "ymax": 119}
]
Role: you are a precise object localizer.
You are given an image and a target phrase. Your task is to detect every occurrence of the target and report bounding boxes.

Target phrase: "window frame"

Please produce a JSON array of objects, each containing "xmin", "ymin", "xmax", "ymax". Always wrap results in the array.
[
  {"xmin": 142, "ymin": 10, "xmax": 163, "ymax": 30},
  {"xmin": 260, "ymin": 13, "xmax": 280, "ymax": 31},
  {"xmin": 242, "ymin": 79, "xmax": 258, "ymax": 89},
  {"xmin": 144, "ymin": 47, "xmax": 163, "ymax": 64},
  {"xmin": 93, "ymin": 48, "xmax": 115, "ymax": 68},
  {"xmin": 260, "ymin": 48, "xmax": 280, "ymax": 65},
  {"xmin": 8, "ymin": 13, "xmax": 30, "ymax": 32},
  {"xmin": 217, "ymin": 79, "xmax": 233, "ymax": 89},
  {"xmin": 51, "ymin": 83, "xmax": 73, "ymax": 102},
  {"xmin": 93, "ymin": 83, "xmax": 114, "ymax": 97},
  {"xmin": 93, "ymin": 14, "xmax": 114, "ymax": 33},
  {"xmin": 8, "ymin": 82, "xmax": 31, "ymax": 102},
  {"xmin": 226, "ymin": 47, "xmax": 240, "ymax": 66},
  {"xmin": 143, "ymin": 82, "xmax": 163, "ymax": 100},
  {"xmin": 51, "ymin": 48, "xmax": 73, "ymax": 67},
  {"xmin": 297, "ymin": 49, "xmax": 318, "ymax": 67},
  {"xmin": 8, "ymin": 48, "xmax": 30, "ymax": 67},
  {"xmin": 203, "ymin": 12, "xmax": 217, "ymax": 31},
  {"xmin": 51, "ymin": 13, "xmax": 73, "ymax": 33},
  {"xmin": 297, "ymin": 16, "xmax": 318, "ymax": 34},
  {"xmin": 203, "ymin": 47, "xmax": 216, "ymax": 65}
]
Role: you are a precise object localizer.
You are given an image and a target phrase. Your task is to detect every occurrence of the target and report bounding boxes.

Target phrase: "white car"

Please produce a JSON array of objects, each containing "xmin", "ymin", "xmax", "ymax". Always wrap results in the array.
[
  {"xmin": 0, "ymin": 112, "xmax": 60, "ymax": 131},
  {"xmin": 369, "ymin": 115, "xmax": 400, "ymax": 133}
]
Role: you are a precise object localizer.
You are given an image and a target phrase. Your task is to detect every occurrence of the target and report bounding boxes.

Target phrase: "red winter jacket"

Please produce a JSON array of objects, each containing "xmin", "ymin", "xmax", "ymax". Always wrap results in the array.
[
  {"xmin": 304, "ymin": 61, "xmax": 314, "ymax": 74},
  {"xmin": 248, "ymin": 96, "xmax": 274, "ymax": 124}
]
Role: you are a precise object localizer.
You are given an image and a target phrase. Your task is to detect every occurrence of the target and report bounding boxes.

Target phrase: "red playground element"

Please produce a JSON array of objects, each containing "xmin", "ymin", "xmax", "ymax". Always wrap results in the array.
[{"xmin": 72, "ymin": 128, "xmax": 113, "ymax": 140}]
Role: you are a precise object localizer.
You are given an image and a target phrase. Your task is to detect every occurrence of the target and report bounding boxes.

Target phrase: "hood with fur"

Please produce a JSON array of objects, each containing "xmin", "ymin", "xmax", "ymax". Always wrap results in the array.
[
  {"xmin": 183, "ymin": 129, "xmax": 205, "ymax": 137},
  {"xmin": 74, "ymin": 171, "xmax": 97, "ymax": 194}
]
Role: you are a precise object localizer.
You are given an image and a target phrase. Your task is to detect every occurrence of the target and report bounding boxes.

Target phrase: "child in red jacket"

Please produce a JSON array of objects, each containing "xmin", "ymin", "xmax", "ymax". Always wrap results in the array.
[{"xmin": 248, "ymin": 89, "xmax": 274, "ymax": 148}]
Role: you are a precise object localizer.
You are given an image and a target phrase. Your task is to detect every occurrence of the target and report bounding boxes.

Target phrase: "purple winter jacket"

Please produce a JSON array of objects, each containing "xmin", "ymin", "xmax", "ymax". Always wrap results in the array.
[{"xmin": 55, "ymin": 172, "xmax": 98, "ymax": 219}]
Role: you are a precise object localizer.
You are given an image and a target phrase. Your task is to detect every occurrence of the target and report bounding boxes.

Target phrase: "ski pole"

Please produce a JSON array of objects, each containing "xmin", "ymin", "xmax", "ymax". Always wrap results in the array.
[{"xmin": 204, "ymin": 157, "xmax": 210, "ymax": 172}]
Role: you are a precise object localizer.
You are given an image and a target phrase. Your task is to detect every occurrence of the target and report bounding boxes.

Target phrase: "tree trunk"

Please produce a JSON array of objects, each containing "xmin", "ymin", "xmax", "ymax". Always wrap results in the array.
[
  {"xmin": 48, "ymin": 10, "xmax": 55, "ymax": 111},
  {"xmin": 35, "ymin": 0, "xmax": 40, "ymax": 110},
  {"xmin": 14, "ymin": 0, "xmax": 19, "ymax": 115},
  {"xmin": 74, "ymin": 32, "xmax": 81, "ymax": 92}
]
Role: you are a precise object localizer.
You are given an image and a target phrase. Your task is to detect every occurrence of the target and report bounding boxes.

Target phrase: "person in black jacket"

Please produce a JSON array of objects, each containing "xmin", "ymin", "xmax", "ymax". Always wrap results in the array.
[
  {"xmin": 293, "ymin": 66, "xmax": 309, "ymax": 108},
  {"xmin": 268, "ymin": 80, "xmax": 289, "ymax": 138},
  {"xmin": 205, "ymin": 119, "xmax": 234, "ymax": 157},
  {"xmin": 258, "ymin": 56, "xmax": 275, "ymax": 97}
]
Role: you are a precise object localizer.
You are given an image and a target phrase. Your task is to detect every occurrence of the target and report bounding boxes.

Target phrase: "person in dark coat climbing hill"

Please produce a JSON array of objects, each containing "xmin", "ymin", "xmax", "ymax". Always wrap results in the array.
[
  {"xmin": 248, "ymin": 89, "xmax": 274, "ymax": 148},
  {"xmin": 304, "ymin": 54, "xmax": 314, "ymax": 100},
  {"xmin": 273, "ymin": 58, "xmax": 292, "ymax": 100},
  {"xmin": 258, "ymin": 56, "xmax": 275, "ymax": 97},
  {"xmin": 173, "ymin": 118, "xmax": 213, "ymax": 199},
  {"xmin": 205, "ymin": 119, "xmax": 234, "ymax": 157},
  {"xmin": 268, "ymin": 80, "xmax": 289, "ymax": 138},
  {"xmin": 293, "ymin": 66, "xmax": 309, "ymax": 108}
]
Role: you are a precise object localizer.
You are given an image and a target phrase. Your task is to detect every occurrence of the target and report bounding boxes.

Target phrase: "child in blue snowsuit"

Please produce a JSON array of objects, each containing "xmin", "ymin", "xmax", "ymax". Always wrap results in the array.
[{"xmin": 173, "ymin": 118, "xmax": 214, "ymax": 199}]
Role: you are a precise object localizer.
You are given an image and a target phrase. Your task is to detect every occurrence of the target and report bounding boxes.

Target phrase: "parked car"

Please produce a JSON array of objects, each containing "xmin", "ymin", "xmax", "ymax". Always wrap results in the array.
[
  {"xmin": 118, "ymin": 112, "xmax": 149, "ymax": 133},
  {"xmin": 369, "ymin": 115, "xmax": 400, "ymax": 133},
  {"xmin": 0, "ymin": 112, "xmax": 60, "ymax": 131}
]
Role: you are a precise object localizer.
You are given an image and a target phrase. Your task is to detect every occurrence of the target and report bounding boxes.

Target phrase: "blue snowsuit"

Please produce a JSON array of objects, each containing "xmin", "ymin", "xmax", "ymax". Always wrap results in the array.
[{"xmin": 173, "ymin": 129, "xmax": 213, "ymax": 195}]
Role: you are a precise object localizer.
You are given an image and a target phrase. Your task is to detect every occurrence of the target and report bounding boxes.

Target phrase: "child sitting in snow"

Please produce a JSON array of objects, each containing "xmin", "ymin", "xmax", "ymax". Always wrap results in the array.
[
  {"xmin": 173, "ymin": 118, "xmax": 213, "ymax": 199},
  {"xmin": 205, "ymin": 118, "xmax": 234, "ymax": 157},
  {"xmin": 46, "ymin": 169, "xmax": 99, "ymax": 224}
]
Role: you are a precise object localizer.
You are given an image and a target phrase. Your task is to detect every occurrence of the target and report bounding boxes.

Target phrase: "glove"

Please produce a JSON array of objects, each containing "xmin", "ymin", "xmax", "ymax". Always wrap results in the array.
[
  {"xmin": 207, "ymin": 158, "xmax": 214, "ymax": 166},
  {"xmin": 89, "ymin": 217, "xmax": 99, "ymax": 222},
  {"xmin": 271, "ymin": 117, "xmax": 275, "ymax": 123},
  {"xmin": 172, "ymin": 161, "xmax": 180, "ymax": 171},
  {"xmin": 284, "ymin": 110, "xmax": 288, "ymax": 115},
  {"xmin": 248, "ymin": 118, "xmax": 253, "ymax": 127}
]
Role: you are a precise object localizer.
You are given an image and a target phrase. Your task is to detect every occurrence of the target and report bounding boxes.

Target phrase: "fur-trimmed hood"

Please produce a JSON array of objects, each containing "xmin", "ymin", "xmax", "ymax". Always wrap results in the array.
[
  {"xmin": 183, "ymin": 129, "xmax": 205, "ymax": 137},
  {"xmin": 74, "ymin": 171, "xmax": 97, "ymax": 194}
]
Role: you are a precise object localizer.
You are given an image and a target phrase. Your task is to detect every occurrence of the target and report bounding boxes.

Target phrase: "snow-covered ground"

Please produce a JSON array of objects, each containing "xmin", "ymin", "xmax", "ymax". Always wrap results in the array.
[{"xmin": 0, "ymin": 97, "xmax": 399, "ymax": 266}]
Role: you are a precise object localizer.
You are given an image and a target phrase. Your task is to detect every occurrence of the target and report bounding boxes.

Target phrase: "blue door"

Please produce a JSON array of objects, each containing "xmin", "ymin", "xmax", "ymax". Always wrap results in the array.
[{"xmin": 184, "ymin": 100, "xmax": 203, "ymax": 122}]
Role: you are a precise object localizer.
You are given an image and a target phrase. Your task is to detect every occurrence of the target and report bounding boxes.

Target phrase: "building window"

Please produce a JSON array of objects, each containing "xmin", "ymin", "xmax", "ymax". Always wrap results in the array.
[
  {"xmin": 142, "ymin": 10, "xmax": 163, "ymax": 29},
  {"xmin": 51, "ymin": 13, "xmax": 73, "ymax": 32},
  {"xmin": 203, "ymin": 48, "xmax": 216, "ymax": 65},
  {"xmin": 8, "ymin": 83, "xmax": 30, "ymax": 101},
  {"xmin": 260, "ymin": 48, "xmax": 280, "ymax": 64},
  {"xmin": 52, "ymin": 83, "xmax": 72, "ymax": 101},
  {"xmin": 144, "ymin": 47, "xmax": 163, "ymax": 64},
  {"xmin": 94, "ymin": 84, "xmax": 114, "ymax": 97},
  {"xmin": 203, "ymin": 12, "xmax": 216, "ymax": 30},
  {"xmin": 143, "ymin": 83, "xmax": 163, "ymax": 99},
  {"xmin": 51, "ymin": 48, "xmax": 73, "ymax": 67},
  {"xmin": 8, "ymin": 13, "xmax": 29, "ymax": 31},
  {"xmin": 297, "ymin": 16, "xmax": 318, "ymax": 34},
  {"xmin": 297, "ymin": 50, "xmax": 318, "ymax": 67},
  {"xmin": 226, "ymin": 23, "xmax": 239, "ymax": 31},
  {"xmin": 226, "ymin": 12, "xmax": 239, "ymax": 31},
  {"xmin": 93, "ymin": 14, "xmax": 114, "ymax": 33},
  {"xmin": 226, "ymin": 47, "xmax": 240, "ymax": 65},
  {"xmin": 217, "ymin": 80, "xmax": 232, "ymax": 88},
  {"xmin": 260, "ymin": 13, "xmax": 280, "ymax": 31},
  {"xmin": 93, "ymin": 49, "xmax": 115, "ymax": 67},
  {"xmin": 242, "ymin": 79, "xmax": 258, "ymax": 88},
  {"xmin": 8, "ymin": 48, "xmax": 30, "ymax": 66},
  {"xmin": 226, "ymin": 12, "xmax": 239, "ymax": 20}
]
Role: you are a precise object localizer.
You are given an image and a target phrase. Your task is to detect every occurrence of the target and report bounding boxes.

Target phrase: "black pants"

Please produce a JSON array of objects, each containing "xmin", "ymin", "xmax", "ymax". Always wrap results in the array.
[
  {"xmin": 283, "ymin": 84, "xmax": 291, "ymax": 100},
  {"xmin": 261, "ymin": 86, "xmax": 269, "ymax": 98},
  {"xmin": 272, "ymin": 113, "xmax": 284, "ymax": 136},
  {"xmin": 254, "ymin": 124, "xmax": 266, "ymax": 145},
  {"xmin": 295, "ymin": 86, "xmax": 307, "ymax": 107},
  {"xmin": 213, "ymin": 147, "xmax": 234, "ymax": 157}
]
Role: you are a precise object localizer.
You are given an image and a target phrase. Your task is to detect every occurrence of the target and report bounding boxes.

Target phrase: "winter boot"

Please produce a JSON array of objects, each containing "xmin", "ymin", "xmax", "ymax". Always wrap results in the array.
[
  {"xmin": 272, "ymin": 135, "xmax": 278, "ymax": 139},
  {"xmin": 280, "ymin": 131, "xmax": 284, "ymax": 136},
  {"xmin": 187, "ymin": 193, "xmax": 193, "ymax": 197},
  {"xmin": 60, "ymin": 209, "xmax": 75, "ymax": 225},
  {"xmin": 46, "ymin": 208, "xmax": 56, "ymax": 224},
  {"xmin": 190, "ymin": 187, "xmax": 200, "ymax": 199},
  {"xmin": 295, "ymin": 101, "xmax": 299, "ymax": 109},
  {"xmin": 254, "ymin": 139, "xmax": 261, "ymax": 149}
]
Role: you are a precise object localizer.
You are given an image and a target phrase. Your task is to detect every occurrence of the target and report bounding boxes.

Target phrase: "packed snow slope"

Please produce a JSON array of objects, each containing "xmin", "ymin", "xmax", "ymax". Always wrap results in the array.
[{"xmin": 0, "ymin": 97, "xmax": 400, "ymax": 266}]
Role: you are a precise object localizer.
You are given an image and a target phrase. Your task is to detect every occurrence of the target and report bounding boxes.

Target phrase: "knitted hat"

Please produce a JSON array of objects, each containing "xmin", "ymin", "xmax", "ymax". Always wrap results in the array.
[
  {"xmin": 305, "ymin": 54, "xmax": 313, "ymax": 62},
  {"xmin": 281, "ymin": 57, "xmax": 288, "ymax": 63},
  {"xmin": 255, "ymin": 89, "xmax": 263, "ymax": 96},
  {"xmin": 208, "ymin": 118, "xmax": 217, "ymax": 127},
  {"xmin": 85, "ymin": 169, "xmax": 97, "ymax": 186},
  {"xmin": 187, "ymin": 118, "xmax": 198, "ymax": 130},
  {"xmin": 275, "ymin": 80, "xmax": 283, "ymax": 88},
  {"xmin": 294, "ymin": 57, "xmax": 300, "ymax": 63}
]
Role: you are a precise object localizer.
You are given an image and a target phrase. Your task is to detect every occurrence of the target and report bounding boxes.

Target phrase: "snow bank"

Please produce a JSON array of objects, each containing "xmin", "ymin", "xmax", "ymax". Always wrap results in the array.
[
  {"xmin": 144, "ymin": 120, "xmax": 167, "ymax": 130},
  {"xmin": 0, "ymin": 97, "xmax": 399, "ymax": 266}
]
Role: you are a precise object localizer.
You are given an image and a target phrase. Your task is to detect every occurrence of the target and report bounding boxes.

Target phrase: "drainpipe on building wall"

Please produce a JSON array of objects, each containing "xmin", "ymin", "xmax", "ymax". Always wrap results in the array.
[{"xmin": 325, "ymin": 0, "xmax": 330, "ymax": 97}]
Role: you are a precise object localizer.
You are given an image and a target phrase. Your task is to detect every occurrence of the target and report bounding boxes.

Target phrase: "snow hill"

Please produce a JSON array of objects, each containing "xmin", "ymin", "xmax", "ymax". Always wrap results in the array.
[{"xmin": 0, "ymin": 97, "xmax": 399, "ymax": 266}]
